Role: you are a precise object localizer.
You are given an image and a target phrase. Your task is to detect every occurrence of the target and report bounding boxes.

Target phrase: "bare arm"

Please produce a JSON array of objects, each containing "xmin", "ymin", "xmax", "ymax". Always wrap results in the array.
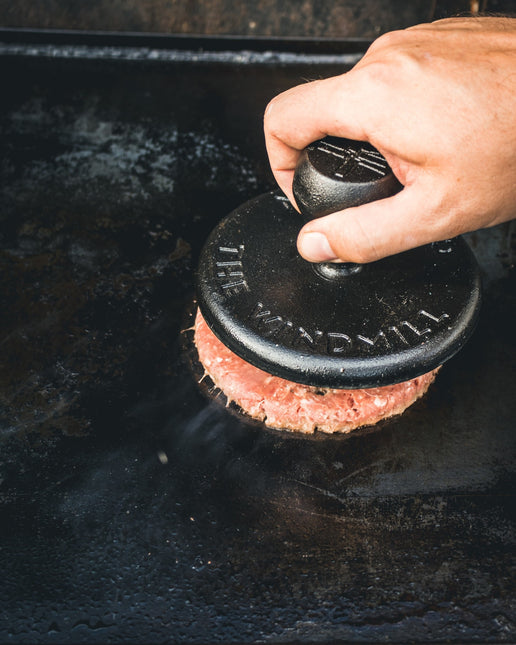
[{"xmin": 264, "ymin": 17, "xmax": 516, "ymax": 263}]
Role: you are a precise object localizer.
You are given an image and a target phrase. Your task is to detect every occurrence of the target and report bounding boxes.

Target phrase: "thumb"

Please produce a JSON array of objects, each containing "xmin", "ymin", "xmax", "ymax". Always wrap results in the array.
[{"xmin": 297, "ymin": 185, "xmax": 444, "ymax": 264}]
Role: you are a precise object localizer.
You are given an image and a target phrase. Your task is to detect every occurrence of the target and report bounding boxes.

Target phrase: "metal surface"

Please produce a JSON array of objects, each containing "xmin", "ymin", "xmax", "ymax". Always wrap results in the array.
[
  {"xmin": 0, "ymin": 33, "xmax": 515, "ymax": 643},
  {"xmin": 0, "ymin": 1, "xmax": 437, "ymax": 38},
  {"xmin": 2, "ymin": 1, "xmax": 515, "ymax": 39}
]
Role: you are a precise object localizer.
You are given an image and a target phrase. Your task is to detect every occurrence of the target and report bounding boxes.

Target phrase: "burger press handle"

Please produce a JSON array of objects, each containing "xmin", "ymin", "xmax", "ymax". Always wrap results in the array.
[{"xmin": 292, "ymin": 136, "xmax": 402, "ymax": 279}]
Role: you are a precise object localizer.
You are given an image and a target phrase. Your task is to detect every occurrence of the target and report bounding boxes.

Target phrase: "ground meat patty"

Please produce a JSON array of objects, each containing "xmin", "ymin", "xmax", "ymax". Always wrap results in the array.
[{"xmin": 194, "ymin": 309, "xmax": 439, "ymax": 434}]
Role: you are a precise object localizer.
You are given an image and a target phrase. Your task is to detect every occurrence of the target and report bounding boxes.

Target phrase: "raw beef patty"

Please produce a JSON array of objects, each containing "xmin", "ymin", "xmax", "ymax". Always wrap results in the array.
[{"xmin": 194, "ymin": 309, "xmax": 439, "ymax": 434}]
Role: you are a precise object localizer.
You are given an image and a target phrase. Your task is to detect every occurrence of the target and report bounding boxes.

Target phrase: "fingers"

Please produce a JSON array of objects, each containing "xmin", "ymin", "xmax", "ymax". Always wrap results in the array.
[
  {"xmin": 265, "ymin": 17, "xmax": 516, "ymax": 264},
  {"xmin": 297, "ymin": 183, "xmax": 449, "ymax": 263},
  {"xmin": 264, "ymin": 72, "xmax": 430, "ymax": 263},
  {"xmin": 264, "ymin": 75, "xmax": 371, "ymax": 204}
]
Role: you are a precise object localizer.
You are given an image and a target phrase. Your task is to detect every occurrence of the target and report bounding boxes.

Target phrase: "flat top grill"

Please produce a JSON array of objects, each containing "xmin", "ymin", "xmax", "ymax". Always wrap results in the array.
[{"xmin": 0, "ymin": 32, "xmax": 515, "ymax": 643}]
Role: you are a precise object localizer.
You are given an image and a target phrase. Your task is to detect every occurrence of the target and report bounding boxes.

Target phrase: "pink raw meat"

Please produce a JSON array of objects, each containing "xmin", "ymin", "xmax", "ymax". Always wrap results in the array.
[{"xmin": 194, "ymin": 309, "xmax": 438, "ymax": 434}]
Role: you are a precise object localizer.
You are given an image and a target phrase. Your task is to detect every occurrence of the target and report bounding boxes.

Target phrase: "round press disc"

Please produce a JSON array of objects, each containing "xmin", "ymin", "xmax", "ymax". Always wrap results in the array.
[{"xmin": 196, "ymin": 191, "xmax": 481, "ymax": 388}]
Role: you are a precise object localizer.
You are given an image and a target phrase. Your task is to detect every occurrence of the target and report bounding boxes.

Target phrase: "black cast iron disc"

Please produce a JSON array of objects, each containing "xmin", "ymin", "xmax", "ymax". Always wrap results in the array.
[{"xmin": 196, "ymin": 191, "xmax": 481, "ymax": 388}]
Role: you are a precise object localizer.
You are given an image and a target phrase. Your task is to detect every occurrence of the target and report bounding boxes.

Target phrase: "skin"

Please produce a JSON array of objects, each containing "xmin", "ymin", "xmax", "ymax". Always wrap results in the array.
[{"xmin": 264, "ymin": 17, "xmax": 516, "ymax": 264}]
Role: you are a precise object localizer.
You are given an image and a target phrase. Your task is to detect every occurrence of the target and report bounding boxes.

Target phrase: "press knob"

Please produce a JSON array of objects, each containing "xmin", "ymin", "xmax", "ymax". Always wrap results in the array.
[
  {"xmin": 293, "ymin": 136, "xmax": 402, "ymax": 221},
  {"xmin": 292, "ymin": 137, "xmax": 402, "ymax": 278}
]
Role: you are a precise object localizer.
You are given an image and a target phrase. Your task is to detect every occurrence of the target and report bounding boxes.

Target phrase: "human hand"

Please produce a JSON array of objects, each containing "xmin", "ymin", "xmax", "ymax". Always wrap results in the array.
[{"xmin": 264, "ymin": 17, "xmax": 516, "ymax": 263}]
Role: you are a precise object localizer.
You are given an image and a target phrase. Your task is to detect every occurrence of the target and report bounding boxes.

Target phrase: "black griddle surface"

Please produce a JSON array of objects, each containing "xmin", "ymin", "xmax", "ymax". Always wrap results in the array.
[{"xmin": 0, "ymin": 38, "xmax": 515, "ymax": 643}]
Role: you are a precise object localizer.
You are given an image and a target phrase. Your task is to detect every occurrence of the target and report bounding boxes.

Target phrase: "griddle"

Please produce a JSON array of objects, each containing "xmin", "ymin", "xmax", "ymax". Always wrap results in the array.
[{"xmin": 0, "ymin": 30, "xmax": 515, "ymax": 643}]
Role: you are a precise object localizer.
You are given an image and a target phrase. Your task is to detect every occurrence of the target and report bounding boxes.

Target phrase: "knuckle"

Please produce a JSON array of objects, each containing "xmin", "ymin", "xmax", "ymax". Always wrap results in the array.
[
  {"xmin": 360, "ymin": 28, "xmax": 424, "ymax": 81},
  {"xmin": 358, "ymin": 58, "xmax": 392, "ymax": 86},
  {"xmin": 367, "ymin": 28, "xmax": 406, "ymax": 54},
  {"xmin": 263, "ymin": 85, "xmax": 304, "ymax": 135},
  {"xmin": 263, "ymin": 96, "xmax": 280, "ymax": 132}
]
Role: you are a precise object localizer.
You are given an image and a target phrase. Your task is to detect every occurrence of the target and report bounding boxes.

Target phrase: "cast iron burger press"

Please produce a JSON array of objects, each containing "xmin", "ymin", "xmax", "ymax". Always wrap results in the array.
[{"xmin": 196, "ymin": 136, "xmax": 481, "ymax": 388}]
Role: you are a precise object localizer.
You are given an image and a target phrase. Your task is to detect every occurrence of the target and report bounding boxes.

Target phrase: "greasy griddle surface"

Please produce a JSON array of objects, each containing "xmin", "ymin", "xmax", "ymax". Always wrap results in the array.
[{"xmin": 0, "ymin": 47, "xmax": 515, "ymax": 643}]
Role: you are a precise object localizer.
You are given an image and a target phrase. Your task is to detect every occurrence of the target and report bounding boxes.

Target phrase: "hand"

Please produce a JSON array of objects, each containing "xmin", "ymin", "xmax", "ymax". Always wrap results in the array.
[{"xmin": 264, "ymin": 17, "xmax": 516, "ymax": 263}]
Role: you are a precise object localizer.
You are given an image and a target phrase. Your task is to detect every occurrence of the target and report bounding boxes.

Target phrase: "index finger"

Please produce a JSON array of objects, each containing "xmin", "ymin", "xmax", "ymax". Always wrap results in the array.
[{"xmin": 263, "ymin": 74, "xmax": 370, "ymax": 204}]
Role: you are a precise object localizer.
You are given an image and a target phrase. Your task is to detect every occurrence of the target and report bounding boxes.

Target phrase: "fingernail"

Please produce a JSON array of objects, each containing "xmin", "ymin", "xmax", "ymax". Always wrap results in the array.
[{"xmin": 298, "ymin": 232, "xmax": 337, "ymax": 262}]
